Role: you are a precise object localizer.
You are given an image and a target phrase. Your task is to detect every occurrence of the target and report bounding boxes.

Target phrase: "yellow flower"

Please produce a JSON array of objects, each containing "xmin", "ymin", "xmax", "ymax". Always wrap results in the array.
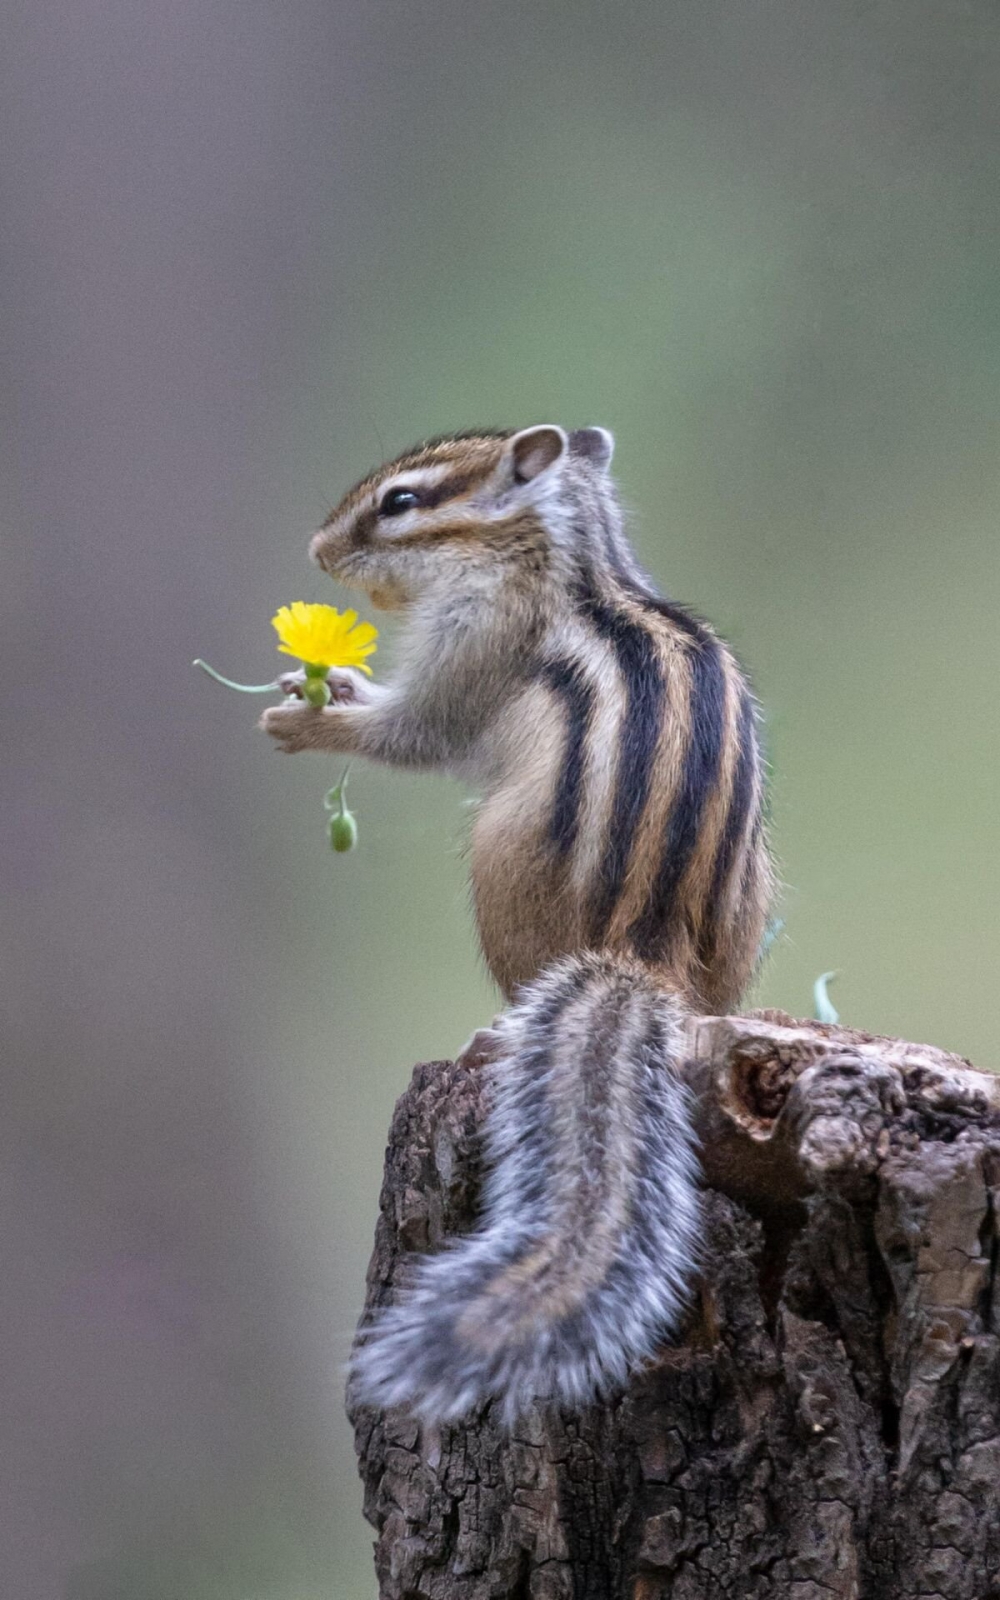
[{"xmin": 270, "ymin": 602, "xmax": 378, "ymax": 674}]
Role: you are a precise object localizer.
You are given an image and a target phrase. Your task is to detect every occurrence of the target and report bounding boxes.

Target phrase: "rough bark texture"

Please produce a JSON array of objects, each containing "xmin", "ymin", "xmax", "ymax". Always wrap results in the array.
[{"xmin": 349, "ymin": 1013, "xmax": 1000, "ymax": 1600}]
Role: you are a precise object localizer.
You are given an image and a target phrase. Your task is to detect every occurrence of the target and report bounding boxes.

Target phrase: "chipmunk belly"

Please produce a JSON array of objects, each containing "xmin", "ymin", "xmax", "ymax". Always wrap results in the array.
[
  {"xmin": 469, "ymin": 682, "xmax": 590, "ymax": 998},
  {"xmin": 471, "ymin": 800, "xmax": 586, "ymax": 997}
]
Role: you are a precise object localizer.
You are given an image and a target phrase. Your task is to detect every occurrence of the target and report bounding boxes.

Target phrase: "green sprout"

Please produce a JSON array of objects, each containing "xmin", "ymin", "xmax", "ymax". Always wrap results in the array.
[{"xmin": 813, "ymin": 971, "xmax": 840, "ymax": 1025}]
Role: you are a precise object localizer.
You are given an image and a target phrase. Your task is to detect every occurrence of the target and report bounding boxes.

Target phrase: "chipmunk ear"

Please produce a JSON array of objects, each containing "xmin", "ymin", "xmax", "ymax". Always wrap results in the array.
[
  {"xmin": 569, "ymin": 426, "xmax": 614, "ymax": 472},
  {"xmin": 509, "ymin": 425, "xmax": 568, "ymax": 484}
]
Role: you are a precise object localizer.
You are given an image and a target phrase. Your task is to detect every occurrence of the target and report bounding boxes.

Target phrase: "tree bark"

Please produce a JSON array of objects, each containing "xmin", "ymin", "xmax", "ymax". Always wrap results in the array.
[{"xmin": 349, "ymin": 1012, "xmax": 1000, "ymax": 1600}]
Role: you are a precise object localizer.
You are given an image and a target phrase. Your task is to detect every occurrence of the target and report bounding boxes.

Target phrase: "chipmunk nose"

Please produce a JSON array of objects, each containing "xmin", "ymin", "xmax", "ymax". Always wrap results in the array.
[{"xmin": 309, "ymin": 528, "xmax": 329, "ymax": 566}]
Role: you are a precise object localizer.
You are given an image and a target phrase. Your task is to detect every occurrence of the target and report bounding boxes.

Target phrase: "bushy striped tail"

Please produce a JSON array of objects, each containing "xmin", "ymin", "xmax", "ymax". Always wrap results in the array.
[{"xmin": 349, "ymin": 950, "xmax": 700, "ymax": 1425}]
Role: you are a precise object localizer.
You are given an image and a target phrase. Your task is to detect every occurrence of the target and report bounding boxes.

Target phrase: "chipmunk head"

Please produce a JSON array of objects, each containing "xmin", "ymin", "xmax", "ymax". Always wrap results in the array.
[{"xmin": 310, "ymin": 425, "xmax": 616, "ymax": 609}]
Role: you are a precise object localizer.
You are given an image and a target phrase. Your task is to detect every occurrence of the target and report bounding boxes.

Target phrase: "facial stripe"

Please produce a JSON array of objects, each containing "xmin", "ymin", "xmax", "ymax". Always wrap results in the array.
[
  {"xmin": 415, "ymin": 470, "xmax": 488, "ymax": 508},
  {"xmin": 323, "ymin": 431, "xmax": 509, "ymax": 529},
  {"xmin": 628, "ymin": 629, "xmax": 729, "ymax": 960},
  {"xmin": 376, "ymin": 466, "xmax": 492, "ymax": 517},
  {"xmin": 575, "ymin": 578, "xmax": 666, "ymax": 944},
  {"xmin": 348, "ymin": 507, "xmax": 377, "ymax": 549},
  {"xmin": 541, "ymin": 658, "xmax": 596, "ymax": 858},
  {"xmin": 382, "ymin": 509, "xmax": 550, "ymax": 560},
  {"xmin": 412, "ymin": 475, "xmax": 470, "ymax": 509},
  {"xmin": 697, "ymin": 685, "xmax": 759, "ymax": 966},
  {"xmin": 386, "ymin": 519, "xmax": 486, "ymax": 548}
]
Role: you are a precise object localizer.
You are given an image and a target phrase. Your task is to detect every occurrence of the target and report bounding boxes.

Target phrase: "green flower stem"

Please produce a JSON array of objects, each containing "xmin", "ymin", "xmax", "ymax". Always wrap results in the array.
[
  {"xmin": 301, "ymin": 662, "xmax": 332, "ymax": 707},
  {"xmin": 192, "ymin": 659, "xmax": 279, "ymax": 693},
  {"xmin": 324, "ymin": 764, "xmax": 352, "ymax": 812}
]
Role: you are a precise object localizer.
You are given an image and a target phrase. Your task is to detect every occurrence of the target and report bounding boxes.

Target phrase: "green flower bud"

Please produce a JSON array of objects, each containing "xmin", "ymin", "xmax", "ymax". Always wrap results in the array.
[{"xmin": 328, "ymin": 809, "xmax": 358, "ymax": 852}]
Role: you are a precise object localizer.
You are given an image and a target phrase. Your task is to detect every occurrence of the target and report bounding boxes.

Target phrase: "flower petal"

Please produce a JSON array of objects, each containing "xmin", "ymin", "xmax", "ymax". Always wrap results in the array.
[{"xmin": 270, "ymin": 601, "xmax": 379, "ymax": 670}]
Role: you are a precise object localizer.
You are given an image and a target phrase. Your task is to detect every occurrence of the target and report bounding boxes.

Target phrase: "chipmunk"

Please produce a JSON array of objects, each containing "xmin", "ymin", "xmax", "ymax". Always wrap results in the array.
[{"xmin": 262, "ymin": 425, "xmax": 773, "ymax": 1424}]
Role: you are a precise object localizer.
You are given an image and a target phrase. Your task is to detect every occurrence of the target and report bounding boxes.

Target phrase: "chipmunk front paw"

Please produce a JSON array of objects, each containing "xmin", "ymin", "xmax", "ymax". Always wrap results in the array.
[{"xmin": 259, "ymin": 701, "xmax": 340, "ymax": 753}]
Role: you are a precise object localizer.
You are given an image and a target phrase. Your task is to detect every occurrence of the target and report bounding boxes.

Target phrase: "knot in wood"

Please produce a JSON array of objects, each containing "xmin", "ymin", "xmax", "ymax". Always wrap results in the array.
[{"xmin": 783, "ymin": 1050, "xmax": 905, "ymax": 1181}]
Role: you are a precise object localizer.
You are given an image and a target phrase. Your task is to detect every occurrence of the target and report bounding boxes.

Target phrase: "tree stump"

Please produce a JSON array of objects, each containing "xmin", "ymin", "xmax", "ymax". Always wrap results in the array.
[{"xmin": 349, "ymin": 1013, "xmax": 1000, "ymax": 1600}]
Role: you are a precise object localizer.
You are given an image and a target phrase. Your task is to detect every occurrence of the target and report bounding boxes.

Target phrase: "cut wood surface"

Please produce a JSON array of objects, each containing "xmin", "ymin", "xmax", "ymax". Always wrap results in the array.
[{"xmin": 349, "ymin": 1013, "xmax": 1000, "ymax": 1600}]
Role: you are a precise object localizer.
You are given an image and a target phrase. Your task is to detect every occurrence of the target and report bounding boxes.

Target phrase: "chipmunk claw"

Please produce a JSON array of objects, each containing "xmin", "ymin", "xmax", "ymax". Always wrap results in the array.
[{"xmin": 455, "ymin": 1022, "xmax": 505, "ymax": 1071}]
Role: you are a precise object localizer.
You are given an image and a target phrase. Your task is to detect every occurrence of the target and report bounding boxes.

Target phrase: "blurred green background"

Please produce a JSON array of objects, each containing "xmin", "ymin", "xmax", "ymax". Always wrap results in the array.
[{"xmin": 3, "ymin": 1, "xmax": 999, "ymax": 1594}]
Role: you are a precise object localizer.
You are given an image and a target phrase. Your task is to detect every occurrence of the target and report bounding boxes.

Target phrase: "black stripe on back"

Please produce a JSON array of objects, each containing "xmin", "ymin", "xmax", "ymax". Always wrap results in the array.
[
  {"xmin": 593, "ymin": 535, "xmax": 751, "ymax": 958},
  {"xmin": 628, "ymin": 628, "xmax": 729, "ymax": 960},
  {"xmin": 540, "ymin": 659, "xmax": 596, "ymax": 857},
  {"xmin": 600, "ymin": 535, "xmax": 715, "ymax": 647},
  {"xmin": 697, "ymin": 686, "xmax": 758, "ymax": 966},
  {"xmin": 574, "ymin": 578, "xmax": 666, "ymax": 942}
]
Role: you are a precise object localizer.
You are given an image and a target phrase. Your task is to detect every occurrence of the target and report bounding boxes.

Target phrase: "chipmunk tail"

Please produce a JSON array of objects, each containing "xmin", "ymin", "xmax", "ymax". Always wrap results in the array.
[{"xmin": 349, "ymin": 950, "xmax": 700, "ymax": 1425}]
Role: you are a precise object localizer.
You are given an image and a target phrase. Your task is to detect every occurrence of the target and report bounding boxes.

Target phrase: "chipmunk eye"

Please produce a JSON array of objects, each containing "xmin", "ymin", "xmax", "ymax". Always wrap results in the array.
[{"xmin": 379, "ymin": 486, "xmax": 421, "ymax": 517}]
